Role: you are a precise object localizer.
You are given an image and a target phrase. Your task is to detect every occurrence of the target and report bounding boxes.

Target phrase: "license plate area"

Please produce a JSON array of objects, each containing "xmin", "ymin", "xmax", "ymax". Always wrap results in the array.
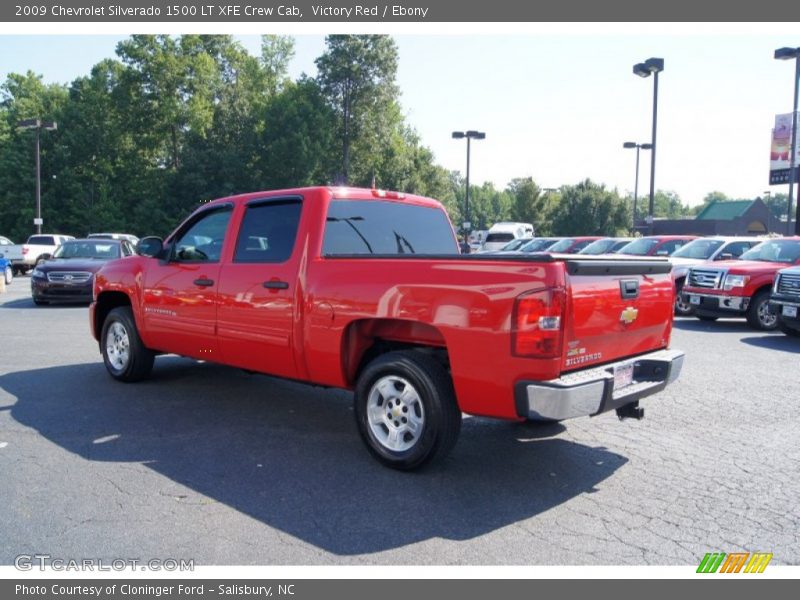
[
  {"xmin": 784, "ymin": 305, "xmax": 798, "ymax": 318},
  {"xmin": 689, "ymin": 294, "xmax": 701, "ymax": 305},
  {"xmin": 613, "ymin": 362, "xmax": 635, "ymax": 391}
]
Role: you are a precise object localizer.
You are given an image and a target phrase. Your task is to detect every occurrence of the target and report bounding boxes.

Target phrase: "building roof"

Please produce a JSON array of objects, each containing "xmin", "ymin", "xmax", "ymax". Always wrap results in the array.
[{"xmin": 695, "ymin": 200, "xmax": 755, "ymax": 221}]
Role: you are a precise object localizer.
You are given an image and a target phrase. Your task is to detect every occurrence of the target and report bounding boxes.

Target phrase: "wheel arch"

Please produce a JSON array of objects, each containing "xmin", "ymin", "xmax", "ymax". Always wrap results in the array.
[
  {"xmin": 341, "ymin": 318, "xmax": 450, "ymax": 387},
  {"xmin": 94, "ymin": 291, "xmax": 133, "ymax": 340}
]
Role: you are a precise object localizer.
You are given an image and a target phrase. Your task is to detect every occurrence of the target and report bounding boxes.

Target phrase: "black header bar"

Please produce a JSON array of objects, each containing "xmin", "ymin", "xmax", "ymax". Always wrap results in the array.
[{"xmin": 3, "ymin": 0, "xmax": 800, "ymax": 22}]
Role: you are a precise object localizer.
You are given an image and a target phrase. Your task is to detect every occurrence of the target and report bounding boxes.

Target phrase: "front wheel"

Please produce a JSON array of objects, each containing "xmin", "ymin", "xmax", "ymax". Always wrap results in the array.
[
  {"xmin": 100, "ymin": 306, "xmax": 155, "ymax": 382},
  {"xmin": 674, "ymin": 280, "xmax": 695, "ymax": 316},
  {"xmin": 354, "ymin": 350, "xmax": 461, "ymax": 470},
  {"xmin": 746, "ymin": 290, "xmax": 778, "ymax": 331}
]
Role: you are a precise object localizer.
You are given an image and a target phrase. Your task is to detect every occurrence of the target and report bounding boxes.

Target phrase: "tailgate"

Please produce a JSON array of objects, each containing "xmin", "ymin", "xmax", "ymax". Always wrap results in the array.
[
  {"xmin": 0, "ymin": 245, "xmax": 24, "ymax": 261},
  {"xmin": 561, "ymin": 258, "xmax": 673, "ymax": 373}
]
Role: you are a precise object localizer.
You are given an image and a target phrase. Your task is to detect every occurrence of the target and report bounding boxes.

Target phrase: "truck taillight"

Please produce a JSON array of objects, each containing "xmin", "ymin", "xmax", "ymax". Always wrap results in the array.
[
  {"xmin": 512, "ymin": 288, "xmax": 565, "ymax": 358},
  {"xmin": 22, "ymin": 247, "xmax": 28, "ymax": 255}
]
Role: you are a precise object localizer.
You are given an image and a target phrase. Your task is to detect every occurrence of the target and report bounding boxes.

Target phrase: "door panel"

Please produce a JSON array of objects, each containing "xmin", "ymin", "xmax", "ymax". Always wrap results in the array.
[
  {"xmin": 141, "ymin": 206, "xmax": 232, "ymax": 361},
  {"xmin": 217, "ymin": 198, "xmax": 303, "ymax": 378}
]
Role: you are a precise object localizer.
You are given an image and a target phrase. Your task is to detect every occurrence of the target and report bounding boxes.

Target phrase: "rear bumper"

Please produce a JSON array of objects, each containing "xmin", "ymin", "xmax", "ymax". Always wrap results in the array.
[{"xmin": 515, "ymin": 349, "xmax": 685, "ymax": 421}]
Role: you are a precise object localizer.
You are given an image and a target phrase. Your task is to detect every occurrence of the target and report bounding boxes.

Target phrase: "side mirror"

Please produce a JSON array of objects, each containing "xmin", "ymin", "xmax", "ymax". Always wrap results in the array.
[
  {"xmin": 716, "ymin": 253, "xmax": 734, "ymax": 261},
  {"xmin": 137, "ymin": 236, "xmax": 165, "ymax": 258}
]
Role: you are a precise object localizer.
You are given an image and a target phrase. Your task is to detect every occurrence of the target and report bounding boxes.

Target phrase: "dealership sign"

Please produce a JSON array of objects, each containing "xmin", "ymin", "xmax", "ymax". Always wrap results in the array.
[{"xmin": 769, "ymin": 112, "xmax": 800, "ymax": 184}]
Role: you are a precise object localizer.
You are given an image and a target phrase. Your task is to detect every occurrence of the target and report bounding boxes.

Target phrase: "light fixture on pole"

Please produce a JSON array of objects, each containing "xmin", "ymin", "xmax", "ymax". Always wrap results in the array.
[
  {"xmin": 17, "ymin": 118, "xmax": 58, "ymax": 235},
  {"xmin": 632, "ymin": 57, "xmax": 664, "ymax": 235},
  {"xmin": 774, "ymin": 46, "xmax": 800, "ymax": 235},
  {"xmin": 623, "ymin": 142, "xmax": 653, "ymax": 231},
  {"xmin": 452, "ymin": 130, "xmax": 486, "ymax": 238}
]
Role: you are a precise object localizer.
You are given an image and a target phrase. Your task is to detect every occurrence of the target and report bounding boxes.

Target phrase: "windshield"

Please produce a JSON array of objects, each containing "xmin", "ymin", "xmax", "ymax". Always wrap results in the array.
[
  {"xmin": 739, "ymin": 239, "xmax": 800, "ymax": 264},
  {"xmin": 671, "ymin": 239, "xmax": 724, "ymax": 259},
  {"xmin": 519, "ymin": 238, "xmax": 557, "ymax": 253},
  {"xmin": 578, "ymin": 238, "xmax": 617, "ymax": 255},
  {"xmin": 617, "ymin": 238, "xmax": 660, "ymax": 256},
  {"xmin": 546, "ymin": 238, "xmax": 578, "ymax": 253},
  {"xmin": 499, "ymin": 238, "xmax": 531, "ymax": 251},
  {"xmin": 53, "ymin": 241, "xmax": 120, "ymax": 260}
]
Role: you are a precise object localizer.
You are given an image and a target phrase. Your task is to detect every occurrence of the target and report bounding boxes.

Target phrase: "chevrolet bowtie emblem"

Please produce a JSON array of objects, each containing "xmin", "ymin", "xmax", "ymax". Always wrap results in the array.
[{"xmin": 620, "ymin": 306, "xmax": 639, "ymax": 325}]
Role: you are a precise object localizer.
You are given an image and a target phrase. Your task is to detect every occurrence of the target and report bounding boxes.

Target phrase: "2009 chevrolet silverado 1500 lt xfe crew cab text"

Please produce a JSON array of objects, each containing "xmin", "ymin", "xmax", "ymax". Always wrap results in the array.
[{"xmin": 90, "ymin": 186, "xmax": 684, "ymax": 469}]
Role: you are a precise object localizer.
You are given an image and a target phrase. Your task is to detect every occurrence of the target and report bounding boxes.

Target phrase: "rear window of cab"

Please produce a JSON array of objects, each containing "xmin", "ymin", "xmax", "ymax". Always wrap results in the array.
[{"xmin": 323, "ymin": 199, "xmax": 458, "ymax": 256}]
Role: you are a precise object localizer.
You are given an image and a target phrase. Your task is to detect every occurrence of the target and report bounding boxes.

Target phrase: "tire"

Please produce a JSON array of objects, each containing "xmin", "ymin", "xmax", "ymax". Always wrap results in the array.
[
  {"xmin": 12, "ymin": 266, "xmax": 21, "ymax": 276},
  {"xmin": 674, "ymin": 280, "xmax": 695, "ymax": 316},
  {"xmin": 100, "ymin": 306, "xmax": 155, "ymax": 382},
  {"xmin": 696, "ymin": 314, "xmax": 718, "ymax": 322},
  {"xmin": 354, "ymin": 350, "xmax": 461, "ymax": 470},
  {"xmin": 778, "ymin": 319, "xmax": 800, "ymax": 337},
  {"xmin": 746, "ymin": 290, "xmax": 778, "ymax": 331},
  {"xmin": 3, "ymin": 266, "xmax": 11, "ymax": 285}
]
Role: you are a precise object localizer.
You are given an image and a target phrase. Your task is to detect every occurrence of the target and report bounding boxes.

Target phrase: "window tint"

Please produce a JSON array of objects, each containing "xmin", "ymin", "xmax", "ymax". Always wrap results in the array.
[
  {"xmin": 723, "ymin": 241, "xmax": 754, "ymax": 258},
  {"xmin": 173, "ymin": 207, "xmax": 232, "ymax": 262},
  {"xmin": 234, "ymin": 200, "xmax": 302, "ymax": 263},
  {"xmin": 656, "ymin": 240, "xmax": 684, "ymax": 255},
  {"xmin": 485, "ymin": 233, "xmax": 514, "ymax": 243},
  {"xmin": 618, "ymin": 238, "xmax": 659, "ymax": 255},
  {"xmin": 547, "ymin": 238, "xmax": 577, "ymax": 253},
  {"xmin": 672, "ymin": 239, "xmax": 723, "ymax": 259},
  {"xmin": 28, "ymin": 236, "xmax": 55, "ymax": 245},
  {"xmin": 323, "ymin": 200, "xmax": 457, "ymax": 255}
]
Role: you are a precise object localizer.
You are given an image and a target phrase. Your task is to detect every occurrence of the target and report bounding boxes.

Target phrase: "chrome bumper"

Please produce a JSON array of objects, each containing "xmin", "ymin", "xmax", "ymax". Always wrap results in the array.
[{"xmin": 516, "ymin": 349, "xmax": 685, "ymax": 421}]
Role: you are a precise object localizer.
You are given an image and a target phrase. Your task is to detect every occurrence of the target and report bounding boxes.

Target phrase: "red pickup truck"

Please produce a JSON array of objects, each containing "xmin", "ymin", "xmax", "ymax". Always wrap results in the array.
[
  {"xmin": 681, "ymin": 237, "xmax": 800, "ymax": 330},
  {"xmin": 90, "ymin": 186, "xmax": 684, "ymax": 469}
]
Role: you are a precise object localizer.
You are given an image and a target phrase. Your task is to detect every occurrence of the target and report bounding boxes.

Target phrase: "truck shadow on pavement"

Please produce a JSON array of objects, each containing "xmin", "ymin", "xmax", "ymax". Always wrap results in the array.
[
  {"xmin": 2, "ymin": 360, "xmax": 627, "ymax": 556},
  {"xmin": 672, "ymin": 318, "xmax": 766, "ymax": 334},
  {"xmin": 740, "ymin": 335, "xmax": 800, "ymax": 354}
]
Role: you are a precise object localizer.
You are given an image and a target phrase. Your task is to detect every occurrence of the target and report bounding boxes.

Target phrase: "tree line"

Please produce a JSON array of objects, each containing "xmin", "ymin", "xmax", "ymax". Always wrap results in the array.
[{"xmin": 0, "ymin": 34, "xmax": 779, "ymax": 243}]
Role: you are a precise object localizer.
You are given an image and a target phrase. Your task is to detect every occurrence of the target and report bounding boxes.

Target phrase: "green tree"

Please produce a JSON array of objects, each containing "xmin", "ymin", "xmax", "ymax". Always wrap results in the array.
[
  {"xmin": 315, "ymin": 35, "xmax": 399, "ymax": 183},
  {"xmin": 550, "ymin": 179, "xmax": 629, "ymax": 236}
]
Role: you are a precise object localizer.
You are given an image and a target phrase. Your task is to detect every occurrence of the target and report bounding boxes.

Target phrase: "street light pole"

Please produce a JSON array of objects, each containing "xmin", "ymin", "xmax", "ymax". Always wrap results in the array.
[
  {"xmin": 633, "ymin": 58, "xmax": 664, "ymax": 235},
  {"xmin": 775, "ymin": 47, "xmax": 800, "ymax": 235},
  {"xmin": 452, "ymin": 130, "xmax": 486, "ymax": 242},
  {"xmin": 623, "ymin": 142, "xmax": 652, "ymax": 232},
  {"xmin": 763, "ymin": 190, "xmax": 772, "ymax": 233},
  {"xmin": 17, "ymin": 118, "xmax": 57, "ymax": 235}
]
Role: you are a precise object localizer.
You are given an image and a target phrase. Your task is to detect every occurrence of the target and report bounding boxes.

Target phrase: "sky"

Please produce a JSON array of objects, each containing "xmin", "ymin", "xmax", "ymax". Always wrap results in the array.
[{"xmin": 0, "ymin": 30, "xmax": 797, "ymax": 207}]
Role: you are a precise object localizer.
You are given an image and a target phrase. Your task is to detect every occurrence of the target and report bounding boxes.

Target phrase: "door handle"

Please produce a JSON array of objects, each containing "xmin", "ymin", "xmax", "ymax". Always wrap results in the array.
[
  {"xmin": 194, "ymin": 278, "xmax": 214, "ymax": 287},
  {"xmin": 263, "ymin": 280, "xmax": 289, "ymax": 290}
]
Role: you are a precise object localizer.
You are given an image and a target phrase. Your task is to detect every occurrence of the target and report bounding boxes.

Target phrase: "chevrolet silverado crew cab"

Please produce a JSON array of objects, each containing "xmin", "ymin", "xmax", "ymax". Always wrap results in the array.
[
  {"xmin": 91, "ymin": 186, "xmax": 684, "ymax": 470},
  {"xmin": 770, "ymin": 265, "xmax": 800, "ymax": 337},
  {"xmin": 681, "ymin": 237, "xmax": 800, "ymax": 330}
]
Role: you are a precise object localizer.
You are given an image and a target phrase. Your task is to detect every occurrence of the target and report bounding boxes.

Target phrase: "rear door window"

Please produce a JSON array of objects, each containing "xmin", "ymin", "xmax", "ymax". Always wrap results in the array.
[{"xmin": 234, "ymin": 199, "xmax": 302, "ymax": 263}]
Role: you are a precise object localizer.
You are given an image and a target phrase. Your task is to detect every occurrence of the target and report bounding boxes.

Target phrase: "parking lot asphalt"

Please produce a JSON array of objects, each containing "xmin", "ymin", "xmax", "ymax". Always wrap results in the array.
[{"xmin": 0, "ymin": 276, "xmax": 798, "ymax": 566}]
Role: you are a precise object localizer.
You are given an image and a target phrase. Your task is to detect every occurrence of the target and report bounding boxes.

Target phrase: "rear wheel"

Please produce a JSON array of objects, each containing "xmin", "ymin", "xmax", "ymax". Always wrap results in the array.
[
  {"xmin": 100, "ymin": 306, "xmax": 155, "ymax": 382},
  {"xmin": 3, "ymin": 266, "xmax": 11, "ymax": 285},
  {"xmin": 746, "ymin": 290, "xmax": 777, "ymax": 331},
  {"xmin": 354, "ymin": 350, "xmax": 461, "ymax": 470},
  {"xmin": 696, "ymin": 314, "xmax": 718, "ymax": 322}
]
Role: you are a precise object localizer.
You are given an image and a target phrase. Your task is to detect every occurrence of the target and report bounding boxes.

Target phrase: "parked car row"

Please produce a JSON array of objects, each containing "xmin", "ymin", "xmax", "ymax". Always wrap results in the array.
[{"xmin": 680, "ymin": 237, "xmax": 800, "ymax": 336}]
